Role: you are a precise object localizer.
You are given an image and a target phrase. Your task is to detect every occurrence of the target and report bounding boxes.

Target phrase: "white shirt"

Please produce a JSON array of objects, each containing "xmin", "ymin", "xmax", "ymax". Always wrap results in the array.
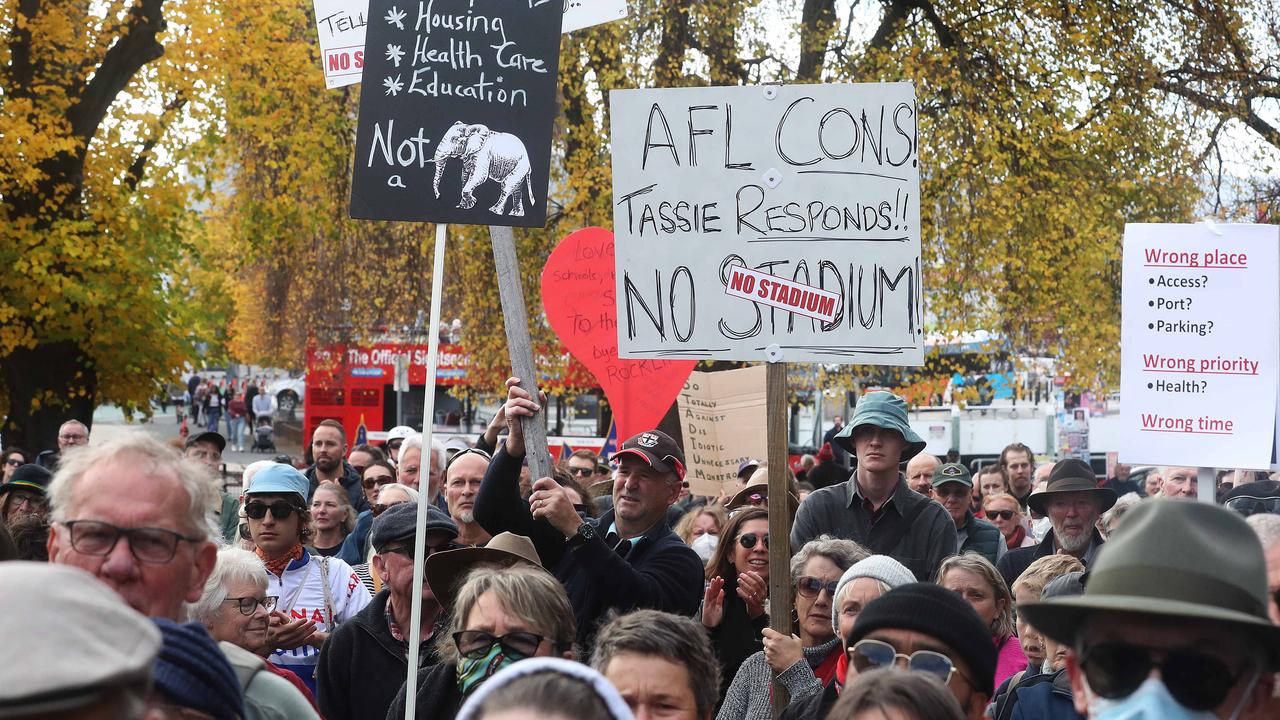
[{"xmin": 266, "ymin": 553, "xmax": 372, "ymax": 676}]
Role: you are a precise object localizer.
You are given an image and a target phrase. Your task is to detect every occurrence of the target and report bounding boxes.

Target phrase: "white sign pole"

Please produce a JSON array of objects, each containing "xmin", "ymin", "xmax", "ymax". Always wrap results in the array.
[{"xmin": 405, "ymin": 222, "xmax": 447, "ymax": 720}]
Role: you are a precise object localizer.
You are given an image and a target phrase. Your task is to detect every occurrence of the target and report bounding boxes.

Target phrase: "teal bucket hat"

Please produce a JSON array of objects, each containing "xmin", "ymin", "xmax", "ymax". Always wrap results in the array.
[{"xmin": 833, "ymin": 391, "xmax": 927, "ymax": 462}]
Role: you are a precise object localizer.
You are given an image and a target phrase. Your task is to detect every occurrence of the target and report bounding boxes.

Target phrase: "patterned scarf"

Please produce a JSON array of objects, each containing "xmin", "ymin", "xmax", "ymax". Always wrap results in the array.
[{"xmin": 257, "ymin": 543, "xmax": 304, "ymax": 577}]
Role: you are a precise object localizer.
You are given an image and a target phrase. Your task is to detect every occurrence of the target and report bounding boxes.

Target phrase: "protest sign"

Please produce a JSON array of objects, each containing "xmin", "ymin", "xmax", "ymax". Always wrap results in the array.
[
  {"xmin": 350, "ymin": 0, "xmax": 562, "ymax": 226},
  {"xmin": 677, "ymin": 366, "xmax": 768, "ymax": 497},
  {"xmin": 609, "ymin": 82, "xmax": 923, "ymax": 364},
  {"xmin": 563, "ymin": 0, "xmax": 628, "ymax": 33},
  {"xmin": 1119, "ymin": 223, "xmax": 1280, "ymax": 469},
  {"xmin": 313, "ymin": 0, "xmax": 368, "ymax": 89},
  {"xmin": 542, "ymin": 227, "xmax": 695, "ymax": 442}
]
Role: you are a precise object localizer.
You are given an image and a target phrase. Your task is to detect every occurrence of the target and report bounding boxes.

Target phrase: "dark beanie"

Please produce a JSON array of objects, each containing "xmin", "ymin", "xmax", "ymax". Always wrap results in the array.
[
  {"xmin": 151, "ymin": 619, "xmax": 245, "ymax": 720},
  {"xmin": 847, "ymin": 582, "xmax": 998, "ymax": 695}
]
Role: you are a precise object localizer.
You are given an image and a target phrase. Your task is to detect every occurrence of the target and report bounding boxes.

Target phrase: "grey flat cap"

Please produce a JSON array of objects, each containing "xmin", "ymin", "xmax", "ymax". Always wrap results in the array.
[
  {"xmin": 371, "ymin": 501, "xmax": 459, "ymax": 551},
  {"xmin": 0, "ymin": 562, "xmax": 160, "ymax": 717}
]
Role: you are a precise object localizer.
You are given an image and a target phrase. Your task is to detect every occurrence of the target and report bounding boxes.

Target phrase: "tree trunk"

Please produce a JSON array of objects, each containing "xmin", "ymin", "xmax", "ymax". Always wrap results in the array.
[
  {"xmin": 797, "ymin": 0, "xmax": 837, "ymax": 81},
  {"xmin": 2, "ymin": 340, "xmax": 98, "ymax": 454}
]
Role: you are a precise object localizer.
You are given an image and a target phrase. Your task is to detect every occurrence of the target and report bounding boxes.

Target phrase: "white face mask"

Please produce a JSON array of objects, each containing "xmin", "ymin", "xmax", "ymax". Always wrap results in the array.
[
  {"xmin": 691, "ymin": 532, "xmax": 718, "ymax": 562},
  {"xmin": 1088, "ymin": 675, "xmax": 1257, "ymax": 720},
  {"xmin": 1031, "ymin": 516, "xmax": 1052, "ymax": 540}
]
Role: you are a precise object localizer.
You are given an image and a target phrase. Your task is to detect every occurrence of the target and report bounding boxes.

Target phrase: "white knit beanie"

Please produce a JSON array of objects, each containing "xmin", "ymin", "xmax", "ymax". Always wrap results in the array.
[{"xmin": 830, "ymin": 555, "xmax": 916, "ymax": 635}]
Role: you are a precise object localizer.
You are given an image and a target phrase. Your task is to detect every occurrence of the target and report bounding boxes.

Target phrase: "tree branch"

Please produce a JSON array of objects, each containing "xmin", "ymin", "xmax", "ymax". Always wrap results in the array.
[{"xmin": 69, "ymin": 0, "xmax": 166, "ymax": 145}]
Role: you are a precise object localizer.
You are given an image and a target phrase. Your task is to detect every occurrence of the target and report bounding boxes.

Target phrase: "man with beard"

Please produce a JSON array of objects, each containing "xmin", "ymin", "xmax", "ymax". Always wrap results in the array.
[
  {"xmin": 306, "ymin": 419, "xmax": 370, "ymax": 512},
  {"xmin": 444, "ymin": 448, "xmax": 492, "ymax": 547},
  {"xmin": 999, "ymin": 443, "xmax": 1035, "ymax": 510},
  {"xmin": 996, "ymin": 459, "xmax": 1114, "ymax": 589}
]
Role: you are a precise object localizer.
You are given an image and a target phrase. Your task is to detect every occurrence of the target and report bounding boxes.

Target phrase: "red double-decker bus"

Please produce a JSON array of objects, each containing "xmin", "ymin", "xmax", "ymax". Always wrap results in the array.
[{"xmin": 302, "ymin": 341, "xmax": 607, "ymax": 454}]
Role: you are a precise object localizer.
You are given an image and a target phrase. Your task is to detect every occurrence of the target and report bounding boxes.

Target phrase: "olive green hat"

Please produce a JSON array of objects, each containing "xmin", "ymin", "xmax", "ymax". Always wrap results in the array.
[
  {"xmin": 931, "ymin": 462, "xmax": 972, "ymax": 488},
  {"xmin": 833, "ymin": 391, "xmax": 926, "ymax": 462},
  {"xmin": 1019, "ymin": 499, "xmax": 1280, "ymax": 669}
]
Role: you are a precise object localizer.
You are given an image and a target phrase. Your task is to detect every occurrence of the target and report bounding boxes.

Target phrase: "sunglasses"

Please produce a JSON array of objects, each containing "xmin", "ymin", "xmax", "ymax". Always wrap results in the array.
[
  {"xmin": 446, "ymin": 447, "xmax": 492, "ymax": 471},
  {"xmin": 1225, "ymin": 496, "xmax": 1280, "ymax": 517},
  {"xmin": 567, "ymin": 466, "xmax": 594, "ymax": 477},
  {"xmin": 796, "ymin": 576, "xmax": 839, "ymax": 598},
  {"xmin": 987, "ymin": 509, "xmax": 1017, "ymax": 521},
  {"xmin": 4, "ymin": 458, "xmax": 22, "ymax": 467},
  {"xmin": 849, "ymin": 639, "xmax": 962, "ymax": 684},
  {"xmin": 380, "ymin": 539, "xmax": 460, "ymax": 559},
  {"xmin": 1080, "ymin": 642, "xmax": 1238, "ymax": 711},
  {"xmin": 453, "ymin": 630, "xmax": 544, "ymax": 659},
  {"xmin": 243, "ymin": 500, "xmax": 303, "ymax": 520},
  {"xmin": 738, "ymin": 532, "xmax": 769, "ymax": 550},
  {"xmin": 362, "ymin": 474, "xmax": 395, "ymax": 489}
]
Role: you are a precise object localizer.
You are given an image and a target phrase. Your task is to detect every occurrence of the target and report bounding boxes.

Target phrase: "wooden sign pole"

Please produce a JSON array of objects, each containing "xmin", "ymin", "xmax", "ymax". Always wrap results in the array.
[
  {"xmin": 489, "ymin": 224, "xmax": 554, "ymax": 481},
  {"xmin": 766, "ymin": 360, "xmax": 794, "ymax": 718}
]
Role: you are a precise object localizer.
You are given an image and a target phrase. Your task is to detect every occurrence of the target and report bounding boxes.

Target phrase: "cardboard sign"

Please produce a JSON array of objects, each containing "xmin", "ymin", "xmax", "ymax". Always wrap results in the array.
[
  {"xmin": 563, "ymin": 0, "xmax": 628, "ymax": 33},
  {"xmin": 313, "ymin": 0, "xmax": 369, "ymax": 89},
  {"xmin": 350, "ymin": 0, "xmax": 563, "ymax": 226},
  {"xmin": 541, "ymin": 227, "xmax": 696, "ymax": 442},
  {"xmin": 609, "ymin": 82, "xmax": 923, "ymax": 364},
  {"xmin": 677, "ymin": 366, "xmax": 768, "ymax": 496},
  {"xmin": 1119, "ymin": 223, "xmax": 1280, "ymax": 468}
]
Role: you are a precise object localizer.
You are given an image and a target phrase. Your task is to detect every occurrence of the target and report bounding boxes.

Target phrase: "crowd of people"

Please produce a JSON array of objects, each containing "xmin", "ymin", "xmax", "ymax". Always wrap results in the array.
[{"xmin": 1, "ymin": 383, "xmax": 1279, "ymax": 720}]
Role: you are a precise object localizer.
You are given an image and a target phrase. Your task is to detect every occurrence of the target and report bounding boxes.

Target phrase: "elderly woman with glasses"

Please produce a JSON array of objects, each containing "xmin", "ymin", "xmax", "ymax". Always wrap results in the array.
[
  {"xmin": 244, "ymin": 463, "xmax": 372, "ymax": 695},
  {"xmin": 717, "ymin": 536, "xmax": 869, "ymax": 720},
  {"xmin": 385, "ymin": 563, "xmax": 577, "ymax": 719}
]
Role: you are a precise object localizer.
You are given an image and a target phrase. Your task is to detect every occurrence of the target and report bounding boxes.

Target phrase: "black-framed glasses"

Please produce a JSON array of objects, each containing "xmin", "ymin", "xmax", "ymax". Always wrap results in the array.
[
  {"xmin": 453, "ymin": 630, "xmax": 544, "ymax": 659},
  {"xmin": 380, "ymin": 539, "xmax": 460, "ymax": 559},
  {"xmin": 796, "ymin": 576, "xmax": 839, "ymax": 598},
  {"xmin": 987, "ymin": 509, "xmax": 1016, "ymax": 521},
  {"xmin": 849, "ymin": 639, "xmax": 966, "ymax": 685},
  {"xmin": 223, "ymin": 595, "xmax": 278, "ymax": 616},
  {"xmin": 386, "ymin": 439, "xmax": 404, "ymax": 450},
  {"xmin": 446, "ymin": 447, "xmax": 492, "ymax": 471},
  {"xmin": 1080, "ymin": 642, "xmax": 1239, "ymax": 711},
  {"xmin": 8, "ymin": 491, "xmax": 46, "ymax": 509},
  {"xmin": 62, "ymin": 520, "xmax": 201, "ymax": 564},
  {"xmin": 1225, "ymin": 496, "xmax": 1280, "ymax": 517},
  {"xmin": 738, "ymin": 532, "xmax": 769, "ymax": 550},
  {"xmin": 243, "ymin": 500, "xmax": 303, "ymax": 520}
]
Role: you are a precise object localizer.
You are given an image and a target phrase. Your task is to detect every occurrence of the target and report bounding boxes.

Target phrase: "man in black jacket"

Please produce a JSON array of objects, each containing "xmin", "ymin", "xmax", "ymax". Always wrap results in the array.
[
  {"xmin": 474, "ymin": 378, "xmax": 704, "ymax": 643},
  {"xmin": 315, "ymin": 502, "xmax": 459, "ymax": 720},
  {"xmin": 304, "ymin": 419, "xmax": 369, "ymax": 512},
  {"xmin": 996, "ymin": 459, "xmax": 1114, "ymax": 589}
]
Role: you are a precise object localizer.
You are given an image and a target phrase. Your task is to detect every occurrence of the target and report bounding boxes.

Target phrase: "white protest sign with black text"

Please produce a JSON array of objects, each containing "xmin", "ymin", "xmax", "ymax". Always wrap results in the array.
[
  {"xmin": 609, "ymin": 83, "xmax": 923, "ymax": 364},
  {"xmin": 563, "ymin": 0, "xmax": 627, "ymax": 33},
  {"xmin": 1119, "ymin": 223, "xmax": 1280, "ymax": 469},
  {"xmin": 677, "ymin": 365, "xmax": 768, "ymax": 497},
  {"xmin": 350, "ymin": 0, "xmax": 563, "ymax": 226},
  {"xmin": 313, "ymin": 0, "xmax": 369, "ymax": 89}
]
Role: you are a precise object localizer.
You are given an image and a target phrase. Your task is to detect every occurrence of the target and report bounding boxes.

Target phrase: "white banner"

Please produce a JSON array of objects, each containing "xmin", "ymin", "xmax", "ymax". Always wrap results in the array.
[
  {"xmin": 313, "ymin": 0, "xmax": 368, "ymax": 89},
  {"xmin": 563, "ymin": 0, "xmax": 628, "ymax": 33},
  {"xmin": 609, "ymin": 82, "xmax": 923, "ymax": 364},
  {"xmin": 1118, "ymin": 223, "xmax": 1280, "ymax": 468}
]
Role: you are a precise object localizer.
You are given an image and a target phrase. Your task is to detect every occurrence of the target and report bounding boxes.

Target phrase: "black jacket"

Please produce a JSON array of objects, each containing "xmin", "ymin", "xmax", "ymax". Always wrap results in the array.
[
  {"xmin": 384, "ymin": 663, "xmax": 461, "ymax": 720},
  {"xmin": 306, "ymin": 461, "xmax": 370, "ymax": 513},
  {"xmin": 316, "ymin": 590, "xmax": 440, "ymax": 720},
  {"xmin": 474, "ymin": 445, "xmax": 704, "ymax": 643},
  {"xmin": 807, "ymin": 461, "xmax": 847, "ymax": 490},
  {"xmin": 996, "ymin": 529, "xmax": 1104, "ymax": 590}
]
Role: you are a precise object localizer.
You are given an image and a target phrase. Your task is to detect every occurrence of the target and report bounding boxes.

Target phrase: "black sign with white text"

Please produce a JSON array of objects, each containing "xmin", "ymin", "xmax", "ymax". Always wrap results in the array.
[{"xmin": 350, "ymin": 0, "xmax": 563, "ymax": 226}]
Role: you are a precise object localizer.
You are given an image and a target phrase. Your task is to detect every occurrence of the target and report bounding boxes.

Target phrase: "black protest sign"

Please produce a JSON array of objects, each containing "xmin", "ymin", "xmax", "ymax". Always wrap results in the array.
[{"xmin": 350, "ymin": 0, "xmax": 563, "ymax": 226}]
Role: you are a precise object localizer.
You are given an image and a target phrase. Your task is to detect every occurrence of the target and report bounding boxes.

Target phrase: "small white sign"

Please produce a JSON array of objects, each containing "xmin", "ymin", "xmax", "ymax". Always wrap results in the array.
[
  {"xmin": 1118, "ymin": 222, "xmax": 1280, "ymax": 468},
  {"xmin": 563, "ymin": 0, "xmax": 628, "ymax": 33},
  {"xmin": 314, "ymin": 0, "xmax": 368, "ymax": 89}
]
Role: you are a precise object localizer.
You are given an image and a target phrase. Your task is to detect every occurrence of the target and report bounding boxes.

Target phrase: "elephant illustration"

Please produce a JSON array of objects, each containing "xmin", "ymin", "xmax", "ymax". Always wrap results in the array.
[{"xmin": 432, "ymin": 121, "xmax": 534, "ymax": 216}]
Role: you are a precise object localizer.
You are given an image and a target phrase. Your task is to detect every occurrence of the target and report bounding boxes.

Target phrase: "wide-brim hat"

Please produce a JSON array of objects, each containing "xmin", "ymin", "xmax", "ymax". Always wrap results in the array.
[
  {"xmin": 0, "ymin": 464, "xmax": 53, "ymax": 498},
  {"xmin": 424, "ymin": 532, "xmax": 543, "ymax": 608},
  {"xmin": 1027, "ymin": 458, "xmax": 1115, "ymax": 515},
  {"xmin": 1019, "ymin": 499, "xmax": 1280, "ymax": 669},
  {"xmin": 833, "ymin": 391, "xmax": 926, "ymax": 462},
  {"xmin": 726, "ymin": 482, "xmax": 799, "ymax": 514},
  {"xmin": 613, "ymin": 430, "xmax": 686, "ymax": 480}
]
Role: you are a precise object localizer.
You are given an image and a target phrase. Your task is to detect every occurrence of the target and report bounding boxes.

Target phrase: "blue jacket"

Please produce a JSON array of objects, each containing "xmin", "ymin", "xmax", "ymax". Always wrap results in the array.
[
  {"xmin": 474, "ymin": 445, "xmax": 704, "ymax": 643},
  {"xmin": 995, "ymin": 668, "xmax": 1084, "ymax": 720}
]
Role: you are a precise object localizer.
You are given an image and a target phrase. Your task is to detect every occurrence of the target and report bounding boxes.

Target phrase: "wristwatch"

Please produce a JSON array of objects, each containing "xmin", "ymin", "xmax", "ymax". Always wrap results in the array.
[{"xmin": 567, "ymin": 521, "xmax": 596, "ymax": 548}]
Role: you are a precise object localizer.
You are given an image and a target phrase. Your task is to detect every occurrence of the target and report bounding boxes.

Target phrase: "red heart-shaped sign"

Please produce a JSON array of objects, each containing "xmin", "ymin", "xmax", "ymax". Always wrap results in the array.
[{"xmin": 541, "ymin": 227, "xmax": 695, "ymax": 444}]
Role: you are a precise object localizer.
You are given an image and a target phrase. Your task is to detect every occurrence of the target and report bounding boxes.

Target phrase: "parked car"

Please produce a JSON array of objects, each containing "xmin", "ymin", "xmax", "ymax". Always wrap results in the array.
[{"xmin": 265, "ymin": 377, "xmax": 305, "ymax": 412}]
